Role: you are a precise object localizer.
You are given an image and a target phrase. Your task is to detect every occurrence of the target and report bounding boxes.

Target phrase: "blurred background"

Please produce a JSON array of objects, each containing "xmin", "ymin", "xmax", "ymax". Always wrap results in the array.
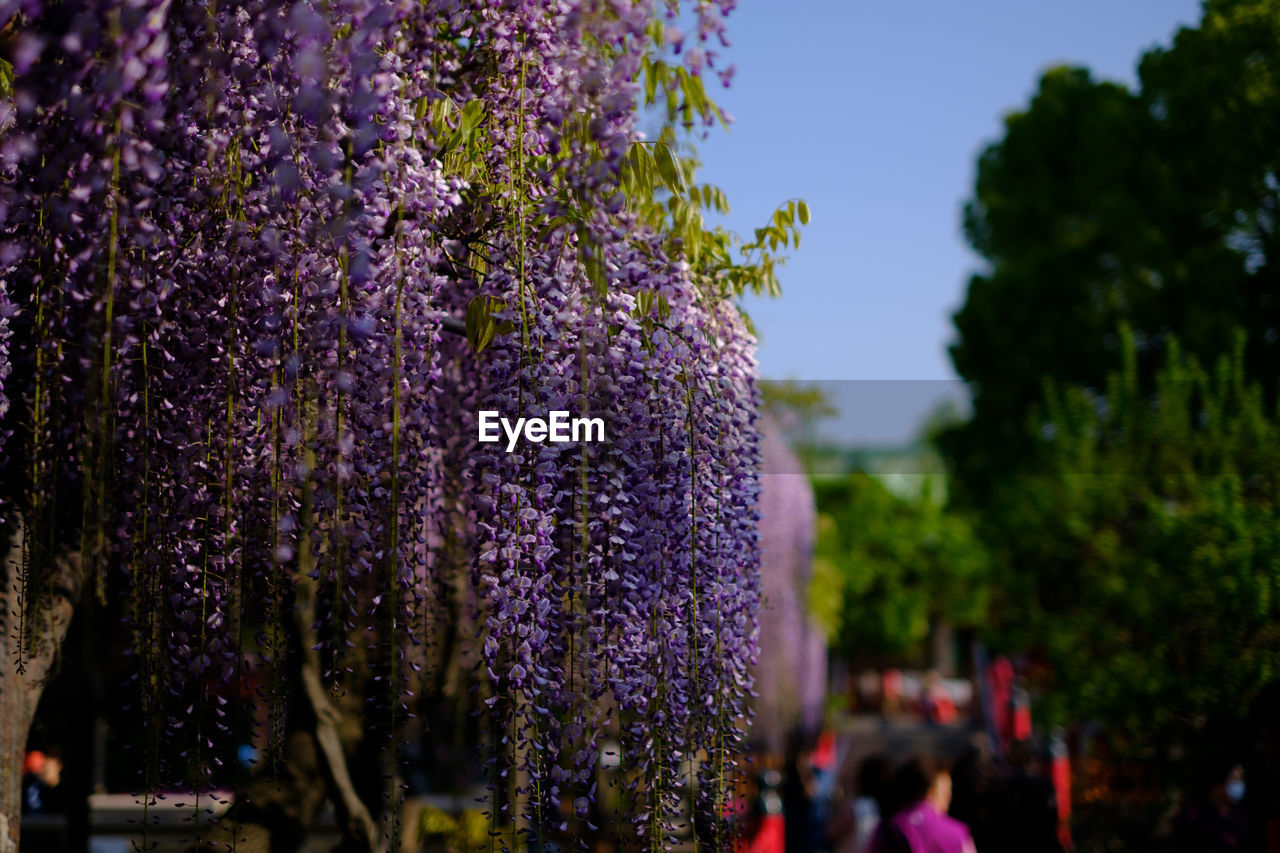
[{"xmin": 708, "ymin": 1, "xmax": 1280, "ymax": 852}]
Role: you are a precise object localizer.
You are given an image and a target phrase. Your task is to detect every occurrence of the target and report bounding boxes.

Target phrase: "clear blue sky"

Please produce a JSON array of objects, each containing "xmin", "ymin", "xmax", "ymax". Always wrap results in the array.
[{"xmin": 695, "ymin": 0, "xmax": 1203, "ymax": 390}]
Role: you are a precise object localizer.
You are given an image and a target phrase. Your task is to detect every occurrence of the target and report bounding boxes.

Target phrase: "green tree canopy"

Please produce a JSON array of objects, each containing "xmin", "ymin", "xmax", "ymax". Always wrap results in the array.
[
  {"xmin": 811, "ymin": 473, "xmax": 988, "ymax": 663},
  {"xmin": 945, "ymin": 0, "xmax": 1280, "ymax": 504},
  {"xmin": 988, "ymin": 330, "xmax": 1280, "ymax": 750}
]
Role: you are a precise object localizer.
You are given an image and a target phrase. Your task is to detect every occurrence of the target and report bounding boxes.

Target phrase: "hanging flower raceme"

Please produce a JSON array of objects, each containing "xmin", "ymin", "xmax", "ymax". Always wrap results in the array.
[
  {"xmin": 753, "ymin": 419, "xmax": 821, "ymax": 752},
  {"xmin": 463, "ymin": 227, "xmax": 761, "ymax": 844},
  {"xmin": 0, "ymin": 278, "xmax": 10, "ymax": 426},
  {"xmin": 0, "ymin": 0, "xmax": 762, "ymax": 848}
]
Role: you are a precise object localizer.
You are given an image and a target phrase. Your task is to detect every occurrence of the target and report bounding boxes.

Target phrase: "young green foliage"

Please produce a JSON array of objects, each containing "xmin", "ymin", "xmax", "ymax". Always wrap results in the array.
[{"xmin": 992, "ymin": 328, "xmax": 1280, "ymax": 749}]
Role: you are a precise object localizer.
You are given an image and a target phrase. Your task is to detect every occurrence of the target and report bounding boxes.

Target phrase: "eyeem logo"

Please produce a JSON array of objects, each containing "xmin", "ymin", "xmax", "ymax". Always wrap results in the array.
[{"xmin": 478, "ymin": 410, "xmax": 606, "ymax": 453}]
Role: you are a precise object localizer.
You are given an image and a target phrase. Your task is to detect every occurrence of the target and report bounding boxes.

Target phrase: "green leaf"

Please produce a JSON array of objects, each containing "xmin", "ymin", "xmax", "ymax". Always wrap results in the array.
[
  {"xmin": 428, "ymin": 98, "xmax": 455, "ymax": 129},
  {"xmin": 460, "ymin": 99, "xmax": 486, "ymax": 131},
  {"xmin": 576, "ymin": 227, "xmax": 608, "ymax": 296},
  {"xmin": 654, "ymin": 143, "xmax": 686, "ymax": 194},
  {"xmin": 464, "ymin": 295, "xmax": 506, "ymax": 354},
  {"xmin": 643, "ymin": 57, "xmax": 660, "ymax": 105},
  {"xmin": 797, "ymin": 200, "xmax": 811, "ymax": 225}
]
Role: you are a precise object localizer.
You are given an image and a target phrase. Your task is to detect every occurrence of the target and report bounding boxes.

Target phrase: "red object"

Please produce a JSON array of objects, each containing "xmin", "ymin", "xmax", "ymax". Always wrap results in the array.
[
  {"xmin": 23, "ymin": 751, "xmax": 46, "ymax": 776},
  {"xmin": 1051, "ymin": 754, "xmax": 1070, "ymax": 822},
  {"xmin": 929, "ymin": 689, "xmax": 958, "ymax": 725},
  {"xmin": 988, "ymin": 657, "xmax": 1014, "ymax": 751},
  {"xmin": 1012, "ymin": 689, "xmax": 1032, "ymax": 741},
  {"xmin": 747, "ymin": 814, "xmax": 785, "ymax": 853},
  {"xmin": 812, "ymin": 730, "xmax": 837, "ymax": 771},
  {"xmin": 1050, "ymin": 734, "xmax": 1072, "ymax": 849},
  {"xmin": 883, "ymin": 669, "xmax": 902, "ymax": 701},
  {"xmin": 1013, "ymin": 705, "xmax": 1031, "ymax": 740}
]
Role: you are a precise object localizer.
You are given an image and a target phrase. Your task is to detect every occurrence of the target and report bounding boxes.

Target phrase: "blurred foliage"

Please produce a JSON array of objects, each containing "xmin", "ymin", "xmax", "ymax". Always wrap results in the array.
[
  {"xmin": 939, "ymin": 0, "xmax": 1280, "ymax": 765},
  {"xmin": 759, "ymin": 380, "xmax": 836, "ymax": 423},
  {"xmin": 943, "ymin": 0, "xmax": 1280, "ymax": 506},
  {"xmin": 759, "ymin": 379, "xmax": 837, "ymax": 451},
  {"xmin": 810, "ymin": 472, "xmax": 989, "ymax": 661},
  {"xmin": 417, "ymin": 806, "xmax": 491, "ymax": 852},
  {"xmin": 985, "ymin": 329, "xmax": 1280, "ymax": 753}
]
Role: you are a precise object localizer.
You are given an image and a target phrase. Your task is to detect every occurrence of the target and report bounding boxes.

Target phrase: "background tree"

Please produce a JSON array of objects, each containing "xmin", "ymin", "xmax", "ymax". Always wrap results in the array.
[
  {"xmin": 941, "ymin": 4, "xmax": 1280, "ymax": 838},
  {"xmin": 810, "ymin": 472, "xmax": 988, "ymax": 665},
  {"xmin": 988, "ymin": 330, "xmax": 1280, "ymax": 759},
  {"xmin": 943, "ymin": 0, "xmax": 1280, "ymax": 506}
]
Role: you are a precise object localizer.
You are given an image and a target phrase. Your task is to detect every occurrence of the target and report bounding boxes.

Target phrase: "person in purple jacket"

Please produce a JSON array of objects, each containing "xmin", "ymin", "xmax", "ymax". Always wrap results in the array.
[{"xmin": 870, "ymin": 755, "xmax": 978, "ymax": 853}]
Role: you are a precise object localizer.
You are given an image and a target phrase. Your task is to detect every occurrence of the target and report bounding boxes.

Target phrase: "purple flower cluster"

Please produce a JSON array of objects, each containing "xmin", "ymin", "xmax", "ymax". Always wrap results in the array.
[
  {"xmin": 0, "ymin": 279, "xmax": 10, "ymax": 422},
  {"xmin": 463, "ymin": 231, "xmax": 761, "ymax": 841},
  {"xmin": 753, "ymin": 422, "xmax": 823, "ymax": 751},
  {"xmin": 660, "ymin": 0, "xmax": 737, "ymax": 88},
  {"xmin": 0, "ymin": 0, "xmax": 757, "ymax": 844}
]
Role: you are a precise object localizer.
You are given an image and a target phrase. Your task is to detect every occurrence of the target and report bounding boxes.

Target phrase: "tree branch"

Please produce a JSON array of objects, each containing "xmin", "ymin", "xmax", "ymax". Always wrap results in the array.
[
  {"xmin": 1, "ymin": 519, "xmax": 87, "ymax": 853},
  {"xmin": 291, "ymin": 574, "xmax": 384, "ymax": 853}
]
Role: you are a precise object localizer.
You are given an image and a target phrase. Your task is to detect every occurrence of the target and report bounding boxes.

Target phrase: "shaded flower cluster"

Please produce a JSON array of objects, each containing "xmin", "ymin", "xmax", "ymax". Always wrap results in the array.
[
  {"xmin": 0, "ymin": 0, "xmax": 757, "ymax": 846},
  {"xmin": 463, "ymin": 229, "xmax": 761, "ymax": 843},
  {"xmin": 753, "ymin": 422, "xmax": 823, "ymax": 752}
]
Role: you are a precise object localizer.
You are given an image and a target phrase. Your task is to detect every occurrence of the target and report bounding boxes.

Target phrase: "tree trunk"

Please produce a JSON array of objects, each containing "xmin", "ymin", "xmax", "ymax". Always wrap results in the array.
[
  {"xmin": 1, "ymin": 505, "xmax": 395, "ymax": 853},
  {"xmin": 200, "ymin": 548, "xmax": 386, "ymax": 852},
  {"xmin": 196, "ymin": 730, "xmax": 332, "ymax": 853},
  {"xmin": 291, "ymin": 573, "xmax": 384, "ymax": 853},
  {"xmin": 0, "ymin": 518, "xmax": 86, "ymax": 853},
  {"xmin": 931, "ymin": 619, "xmax": 956, "ymax": 677}
]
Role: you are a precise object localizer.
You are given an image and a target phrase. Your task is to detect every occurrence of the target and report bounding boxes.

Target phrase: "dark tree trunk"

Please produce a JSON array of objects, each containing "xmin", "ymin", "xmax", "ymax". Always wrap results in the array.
[
  {"xmin": 199, "ymin": 557, "xmax": 387, "ymax": 853},
  {"xmin": 0, "ymin": 519, "xmax": 86, "ymax": 853},
  {"xmin": 197, "ymin": 730, "xmax": 332, "ymax": 853}
]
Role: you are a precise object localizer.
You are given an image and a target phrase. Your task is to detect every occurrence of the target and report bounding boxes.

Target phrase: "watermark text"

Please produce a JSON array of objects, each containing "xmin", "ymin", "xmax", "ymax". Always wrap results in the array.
[{"xmin": 478, "ymin": 410, "xmax": 605, "ymax": 452}]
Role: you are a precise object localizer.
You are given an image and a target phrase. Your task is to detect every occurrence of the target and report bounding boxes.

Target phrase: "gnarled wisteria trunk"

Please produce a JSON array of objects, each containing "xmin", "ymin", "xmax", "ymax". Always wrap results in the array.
[{"xmin": 0, "ymin": 522, "xmax": 85, "ymax": 853}]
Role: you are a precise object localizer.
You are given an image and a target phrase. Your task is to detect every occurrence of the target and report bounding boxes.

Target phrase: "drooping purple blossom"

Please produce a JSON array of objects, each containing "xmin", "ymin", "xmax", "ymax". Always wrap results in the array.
[
  {"xmin": 0, "ymin": 0, "xmax": 760, "ymax": 847},
  {"xmin": 753, "ymin": 421, "xmax": 822, "ymax": 753}
]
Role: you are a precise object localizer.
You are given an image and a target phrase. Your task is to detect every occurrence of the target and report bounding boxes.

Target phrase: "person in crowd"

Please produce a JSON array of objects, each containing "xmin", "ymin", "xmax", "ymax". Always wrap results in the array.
[
  {"xmin": 784, "ymin": 728, "xmax": 825, "ymax": 853},
  {"xmin": 21, "ymin": 750, "xmax": 63, "ymax": 814},
  {"xmin": 747, "ymin": 767, "xmax": 787, "ymax": 853},
  {"xmin": 869, "ymin": 755, "xmax": 976, "ymax": 853},
  {"xmin": 994, "ymin": 739, "xmax": 1061, "ymax": 853},
  {"xmin": 948, "ymin": 734, "xmax": 998, "ymax": 852},
  {"xmin": 1172, "ymin": 757, "xmax": 1252, "ymax": 853},
  {"xmin": 774, "ymin": 726, "xmax": 842, "ymax": 851},
  {"xmin": 829, "ymin": 753, "xmax": 892, "ymax": 853},
  {"xmin": 809, "ymin": 729, "xmax": 840, "ymax": 851}
]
